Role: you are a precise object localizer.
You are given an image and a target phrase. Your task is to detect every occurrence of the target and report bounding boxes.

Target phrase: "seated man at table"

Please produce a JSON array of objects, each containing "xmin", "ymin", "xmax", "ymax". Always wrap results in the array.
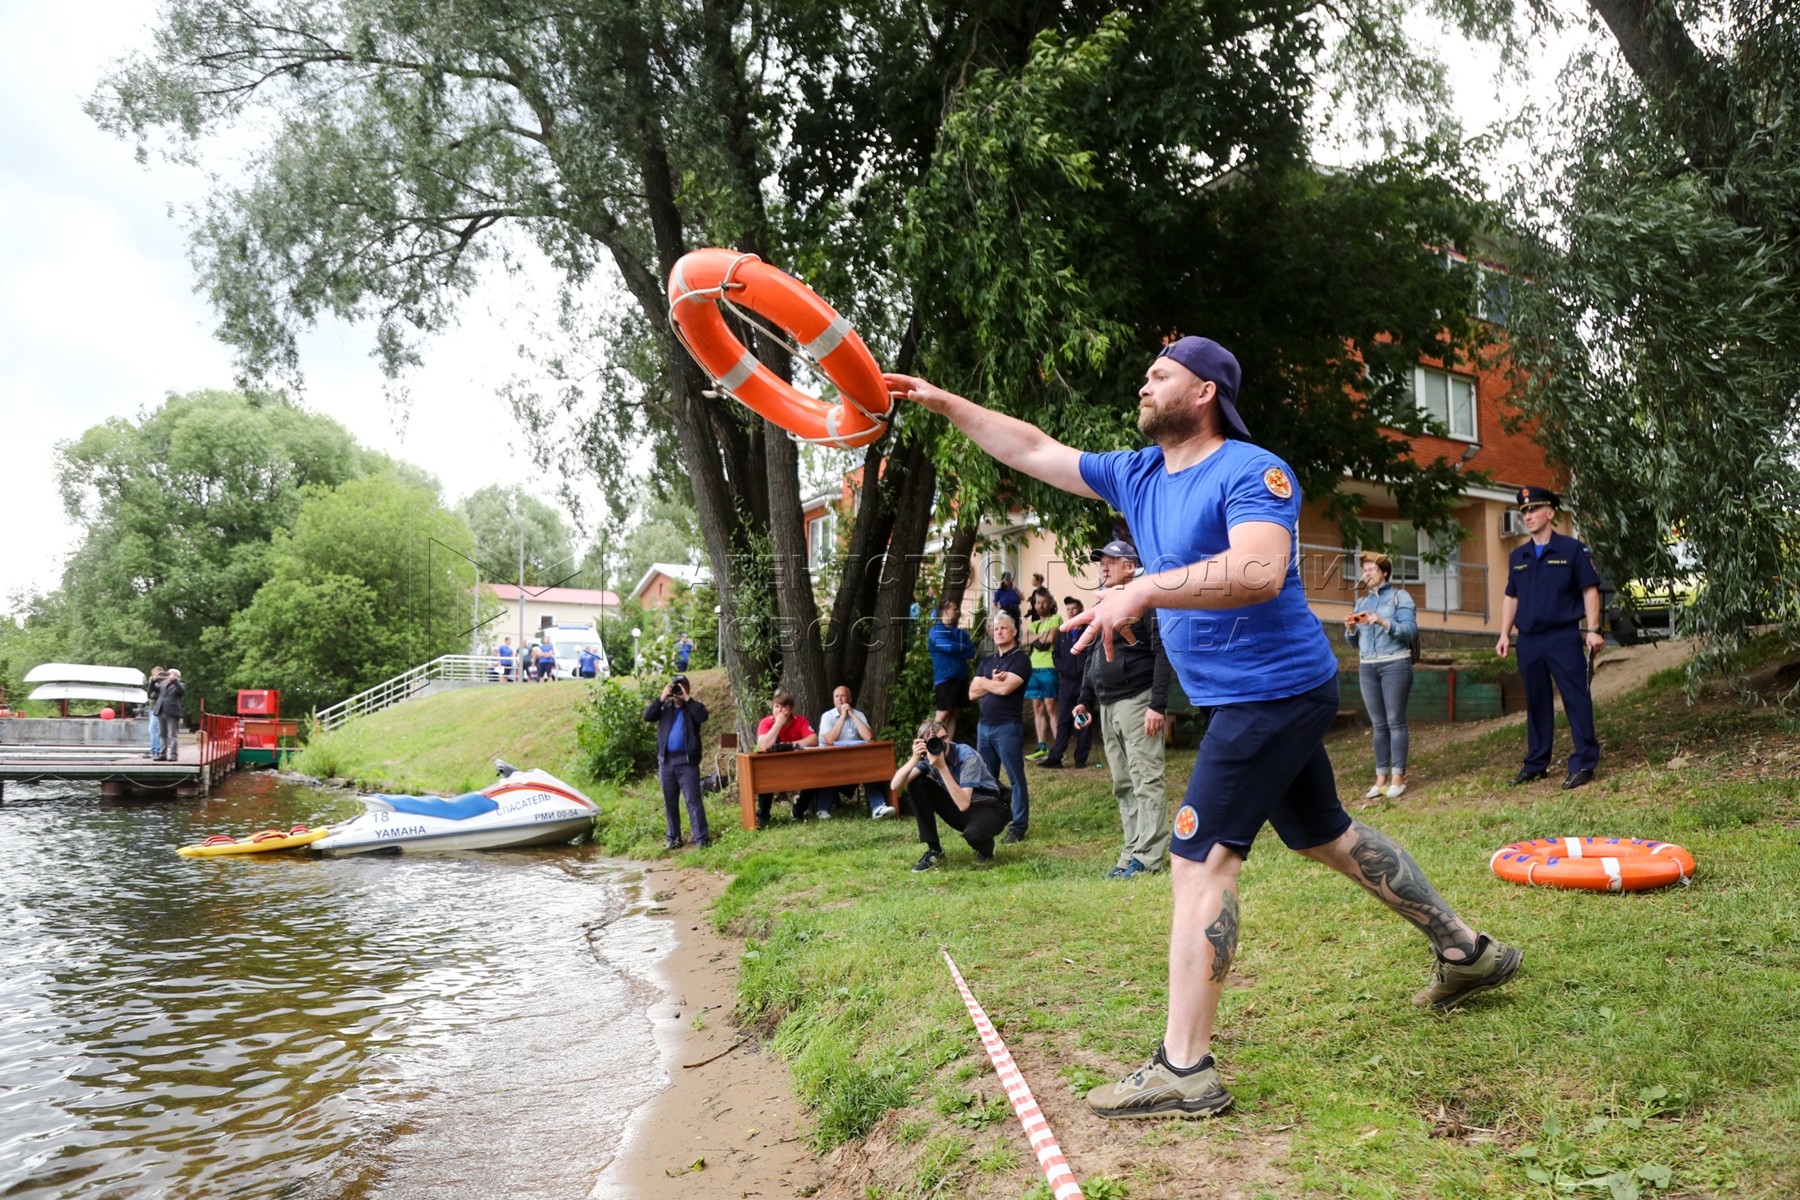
[
  {"xmin": 753, "ymin": 688, "xmax": 819, "ymax": 829},
  {"xmin": 816, "ymin": 684, "xmax": 895, "ymax": 819},
  {"xmin": 892, "ymin": 718, "xmax": 1007, "ymax": 872}
]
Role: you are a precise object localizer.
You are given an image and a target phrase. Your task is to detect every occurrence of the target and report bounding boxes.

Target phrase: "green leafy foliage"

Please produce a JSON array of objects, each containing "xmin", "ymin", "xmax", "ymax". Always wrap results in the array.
[
  {"xmin": 223, "ymin": 474, "xmax": 478, "ymax": 713},
  {"xmin": 574, "ymin": 676, "xmax": 660, "ymax": 784},
  {"xmin": 93, "ymin": 0, "xmax": 1511, "ymax": 740},
  {"xmin": 1507, "ymin": 3, "xmax": 1800, "ymax": 681},
  {"xmin": 49, "ymin": 390, "xmax": 373, "ymax": 714},
  {"xmin": 456, "ymin": 485, "xmax": 577, "ymax": 588}
]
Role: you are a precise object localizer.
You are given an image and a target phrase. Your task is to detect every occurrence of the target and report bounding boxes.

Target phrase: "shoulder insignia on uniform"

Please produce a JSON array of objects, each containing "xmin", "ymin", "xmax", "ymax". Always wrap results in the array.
[{"xmin": 1262, "ymin": 466, "xmax": 1293, "ymax": 499}]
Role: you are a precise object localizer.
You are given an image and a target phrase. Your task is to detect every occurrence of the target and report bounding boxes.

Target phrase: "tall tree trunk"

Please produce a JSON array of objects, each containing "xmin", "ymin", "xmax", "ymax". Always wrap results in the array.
[
  {"xmin": 855, "ymin": 438, "xmax": 938, "ymax": 735},
  {"xmin": 938, "ymin": 519, "xmax": 980, "ymax": 611}
]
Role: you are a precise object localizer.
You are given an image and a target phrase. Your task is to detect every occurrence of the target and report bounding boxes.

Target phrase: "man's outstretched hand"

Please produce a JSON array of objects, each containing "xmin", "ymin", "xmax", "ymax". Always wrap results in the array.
[
  {"xmin": 883, "ymin": 373, "xmax": 960, "ymax": 415},
  {"xmin": 1064, "ymin": 582, "xmax": 1150, "ymax": 662}
]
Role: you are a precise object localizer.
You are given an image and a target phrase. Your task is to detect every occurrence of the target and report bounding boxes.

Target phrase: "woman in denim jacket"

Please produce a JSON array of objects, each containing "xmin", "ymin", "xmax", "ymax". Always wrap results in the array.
[{"xmin": 1343, "ymin": 552, "xmax": 1418, "ymax": 798}]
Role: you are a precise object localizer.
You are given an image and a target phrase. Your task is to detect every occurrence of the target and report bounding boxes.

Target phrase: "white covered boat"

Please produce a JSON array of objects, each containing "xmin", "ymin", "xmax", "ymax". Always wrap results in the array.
[{"xmin": 313, "ymin": 764, "xmax": 599, "ymax": 856}]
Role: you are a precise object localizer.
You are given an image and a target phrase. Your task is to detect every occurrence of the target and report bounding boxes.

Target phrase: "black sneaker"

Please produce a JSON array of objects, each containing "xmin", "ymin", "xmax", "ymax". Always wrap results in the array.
[
  {"xmin": 1002, "ymin": 828, "xmax": 1026, "ymax": 844},
  {"xmin": 912, "ymin": 849, "xmax": 945, "ymax": 873},
  {"xmin": 663, "ymin": 836, "xmax": 684, "ymax": 850},
  {"xmin": 974, "ymin": 849, "xmax": 995, "ymax": 867}
]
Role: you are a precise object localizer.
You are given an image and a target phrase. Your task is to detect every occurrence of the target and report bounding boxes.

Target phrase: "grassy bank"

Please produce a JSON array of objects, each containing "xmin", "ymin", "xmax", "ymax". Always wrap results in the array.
[
  {"xmin": 299, "ymin": 661, "xmax": 1800, "ymax": 1198},
  {"xmin": 662, "ymin": 663, "xmax": 1800, "ymax": 1198}
]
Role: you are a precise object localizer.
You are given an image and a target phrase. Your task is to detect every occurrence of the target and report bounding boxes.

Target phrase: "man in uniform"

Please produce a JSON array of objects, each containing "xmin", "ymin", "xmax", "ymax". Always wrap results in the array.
[
  {"xmin": 884, "ymin": 336, "xmax": 1519, "ymax": 1120},
  {"xmin": 1495, "ymin": 486, "xmax": 1604, "ymax": 789}
]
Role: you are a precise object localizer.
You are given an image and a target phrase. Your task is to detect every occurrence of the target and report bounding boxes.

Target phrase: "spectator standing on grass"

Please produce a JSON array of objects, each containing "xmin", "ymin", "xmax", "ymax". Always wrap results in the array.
[
  {"xmin": 969, "ymin": 611, "xmax": 1032, "ymax": 843},
  {"xmin": 927, "ymin": 601, "xmax": 975, "ymax": 741},
  {"xmin": 1497, "ymin": 486, "xmax": 1604, "ymax": 791},
  {"xmin": 1072, "ymin": 539, "xmax": 1174, "ymax": 879},
  {"xmin": 495, "ymin": 637, "xmax": 515, "ymax": 681},
  {"xmin": 1040, "ymin": 599, "xmax": 1094, "ymax": 769},
  {"xmin": 644, "ymin": 674, "xmax": 710, "ymax": 849},
  {"xmin": 153, "ymin": 668, "xmax": 185, "ymax": 762},
  {"xmin": 1344, "ymin": 552, "xmax": 1418, "ymax": 799},
  {"xmin": 886, "ymin": 336, "xmax": 1518, "ymax": 1121},
  {"xmin": 817, "ymin": 685, "xmax": 896, "ymax": 819},
  {"xmin": 992, "ymin": 572, "xmax": 1022, "ymax": 623},
  {"xmin": 892, "ymin": 718, "xmax": 1007, "ymax": 872},
  {"xmin": 1023, "ymin": 588, "xmax": 1062, "ymax": 761},
  {"xmin": 675, "ymin": 633, "xmax": 693, "ymax": 672}
]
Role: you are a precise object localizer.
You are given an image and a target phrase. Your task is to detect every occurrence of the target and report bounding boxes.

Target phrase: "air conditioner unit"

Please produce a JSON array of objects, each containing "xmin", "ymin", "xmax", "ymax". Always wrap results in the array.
[{"xmin": 1501, "ymin": 509, "xmax": 1527, "ymax": 537}]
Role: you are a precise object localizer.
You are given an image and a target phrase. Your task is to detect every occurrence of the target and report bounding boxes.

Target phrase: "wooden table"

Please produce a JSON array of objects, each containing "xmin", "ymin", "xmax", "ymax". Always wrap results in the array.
[{"xmin": 737, "ymin": 741, "xmax": 897, "ymax": 830}]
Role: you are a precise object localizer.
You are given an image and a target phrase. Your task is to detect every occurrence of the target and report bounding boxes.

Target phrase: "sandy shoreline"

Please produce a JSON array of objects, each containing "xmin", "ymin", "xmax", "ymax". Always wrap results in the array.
[{"xmin": 591, "ymin": 864, "xmax": 820, "ymax": 1200}]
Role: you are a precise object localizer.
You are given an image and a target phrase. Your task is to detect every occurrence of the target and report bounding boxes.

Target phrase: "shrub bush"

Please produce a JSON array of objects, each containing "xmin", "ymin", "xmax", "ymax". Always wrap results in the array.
[{"xmin": 575, "ymin": 676, "xmax": 660, "ymax": 784}]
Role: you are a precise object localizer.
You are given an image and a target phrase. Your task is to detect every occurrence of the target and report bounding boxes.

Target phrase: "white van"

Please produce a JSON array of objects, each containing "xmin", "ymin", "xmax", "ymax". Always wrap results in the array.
[{"xmin": 543, "ymin": 626, "xmax": 609, "ymax": 680}]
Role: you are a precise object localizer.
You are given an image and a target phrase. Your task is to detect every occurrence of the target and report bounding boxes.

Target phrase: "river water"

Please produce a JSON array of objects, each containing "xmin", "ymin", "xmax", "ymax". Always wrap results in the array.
[{"xmin": 0, "ymin": 771, "xmax": 671, "ymax": 1199}]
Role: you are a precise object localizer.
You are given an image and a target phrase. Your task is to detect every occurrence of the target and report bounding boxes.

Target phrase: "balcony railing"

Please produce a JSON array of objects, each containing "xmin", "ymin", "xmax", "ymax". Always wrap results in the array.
[{"xmin": 1298, "ymin": 543, "xmax": 1489, "ymax": 621}]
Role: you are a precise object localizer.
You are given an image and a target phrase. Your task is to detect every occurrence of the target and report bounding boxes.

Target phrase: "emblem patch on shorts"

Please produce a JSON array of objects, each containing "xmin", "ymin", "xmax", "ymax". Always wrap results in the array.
[
  {"xmin": 1262, "ymin": 467, "xmax": 1293, "ymax": 499},
  {"xmin": 1174, "ymin": 804, "xmax": 1199, "ymax": 840}
]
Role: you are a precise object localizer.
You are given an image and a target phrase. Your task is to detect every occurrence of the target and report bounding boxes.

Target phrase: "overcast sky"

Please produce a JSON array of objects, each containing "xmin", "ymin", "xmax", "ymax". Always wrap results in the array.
[
  {"xmin": 0, "ymin": 4, "xmax": 1579, "ymax": 618},
  {"xmin": 0, "ymin": 1, "xmax": 611, "ymax": 617}
]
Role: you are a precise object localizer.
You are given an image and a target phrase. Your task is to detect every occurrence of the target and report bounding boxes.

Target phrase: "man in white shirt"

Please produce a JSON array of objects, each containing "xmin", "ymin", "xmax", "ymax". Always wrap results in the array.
[{"xmin": 817, "ymin": 685, "xmax": 896, "ymax": 819}]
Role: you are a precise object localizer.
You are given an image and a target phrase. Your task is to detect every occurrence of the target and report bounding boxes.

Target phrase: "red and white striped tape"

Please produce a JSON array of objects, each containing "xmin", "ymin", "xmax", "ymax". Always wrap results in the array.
[{"xmin": 942, "ymin": 949, "xmax": 1084, "ymax": 1200}]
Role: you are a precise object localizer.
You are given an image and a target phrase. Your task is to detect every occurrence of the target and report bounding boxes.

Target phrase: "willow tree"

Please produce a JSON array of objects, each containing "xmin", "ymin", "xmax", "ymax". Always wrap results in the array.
[
  {"xmin": 95, "ymin": 0, "xmax": 1505, "ymax": 731},
  {"xmin": 1506, "ymin": 0, "xmax": 1800, "ymax": 678}
]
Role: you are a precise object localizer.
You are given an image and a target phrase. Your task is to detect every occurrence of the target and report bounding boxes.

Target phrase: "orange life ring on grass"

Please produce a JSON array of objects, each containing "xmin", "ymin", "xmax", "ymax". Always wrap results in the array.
[
  {"xmin": 1490, "ymin": 837, "xmax": 1695, "ymax": 892},
  {"xmin": 667, "ymin": 249, "xmax": 892, "ymax": 449}
]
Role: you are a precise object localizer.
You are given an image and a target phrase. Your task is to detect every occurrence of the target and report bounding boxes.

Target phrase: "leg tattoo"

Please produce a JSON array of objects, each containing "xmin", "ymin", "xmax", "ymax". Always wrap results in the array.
[
  {"xmin": 1203, "ymin": 890, "xmax": 1239, "ymax": 983},
  {"xmin": 1346, "ymin": 822, "xmax": 1478, "ymax": 960}
]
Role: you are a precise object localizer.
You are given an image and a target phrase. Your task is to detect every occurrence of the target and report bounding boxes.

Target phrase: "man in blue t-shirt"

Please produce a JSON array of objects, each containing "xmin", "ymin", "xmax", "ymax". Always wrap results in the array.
[
  {"xmin": 884, "ymin": 337, "xmax": 1519, "ymax": 1120},
  {"xmin": 926, "ymin": 601, "xmax": 976, "ymax": 740}
]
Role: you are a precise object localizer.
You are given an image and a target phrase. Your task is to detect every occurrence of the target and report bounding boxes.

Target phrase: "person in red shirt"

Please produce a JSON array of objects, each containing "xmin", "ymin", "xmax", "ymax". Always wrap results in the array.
[{"xmin": 753, "ymin": 688, "xmax": 819, "ymax": 828}]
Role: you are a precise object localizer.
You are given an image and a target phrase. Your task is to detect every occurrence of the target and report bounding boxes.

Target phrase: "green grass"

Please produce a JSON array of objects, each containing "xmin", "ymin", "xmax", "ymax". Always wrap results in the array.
[{"xmin": 300, "ymin": 655, "xmax": 1800, "ymax": 1197}]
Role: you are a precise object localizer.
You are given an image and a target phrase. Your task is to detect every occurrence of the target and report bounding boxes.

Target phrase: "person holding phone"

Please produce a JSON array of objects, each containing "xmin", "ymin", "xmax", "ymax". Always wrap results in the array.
[
  {"xmin": 969, "ymin": 611, "xmax": 1033, "ymax": 842},
  {"xmin": 1344, "ymin": 552, "xmax": 1418, "ymax": 799},
  {"xmin": 891, "ymin": 718, "xmax": 1007, "ymax": 871}
]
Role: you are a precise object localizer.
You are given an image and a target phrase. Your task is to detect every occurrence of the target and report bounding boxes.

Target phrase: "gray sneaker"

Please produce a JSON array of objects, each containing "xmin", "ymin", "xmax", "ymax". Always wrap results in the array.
[
  {"xmin": 1413, "ymin": 935, "xmax": 1523, "ymax": 1010},
  {"xmin": 1086, "ymin": 1048, "xmax": 1233, "ymax": 1120}
]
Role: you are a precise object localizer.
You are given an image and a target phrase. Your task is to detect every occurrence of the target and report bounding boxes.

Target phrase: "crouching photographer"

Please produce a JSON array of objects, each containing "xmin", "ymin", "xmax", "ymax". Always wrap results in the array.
[{"xmin": 891, "ymin": 718, "xmax": 1007, "ymax": 873}]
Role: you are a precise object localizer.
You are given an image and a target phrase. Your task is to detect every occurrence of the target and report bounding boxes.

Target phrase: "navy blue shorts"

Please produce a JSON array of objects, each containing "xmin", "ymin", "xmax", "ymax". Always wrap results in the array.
[{"xmin": 1171, "ymin": 678, "xmax": 1351, "ymax": 863}]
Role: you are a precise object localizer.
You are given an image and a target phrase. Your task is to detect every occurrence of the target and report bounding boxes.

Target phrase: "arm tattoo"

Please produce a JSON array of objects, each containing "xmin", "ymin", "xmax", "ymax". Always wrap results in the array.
[
  {"xmin": 1346, "ymin": 822, "xmax": 1479, "ymax": 960},
  {"xmin": 1203, "ymin": 890, "xmax": 1239, "ymax": 983}
]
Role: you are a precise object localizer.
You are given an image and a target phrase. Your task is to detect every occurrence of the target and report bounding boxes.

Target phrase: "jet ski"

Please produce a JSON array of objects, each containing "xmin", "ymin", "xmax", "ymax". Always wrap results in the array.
[{"xmin": 312, "ymin": 762, "xmax": 599, "ymax": 856}]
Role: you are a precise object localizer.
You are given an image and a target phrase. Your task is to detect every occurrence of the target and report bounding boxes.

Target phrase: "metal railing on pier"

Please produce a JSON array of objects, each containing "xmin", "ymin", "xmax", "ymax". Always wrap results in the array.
[{"xmin": 314, "ymin": 655, "xmax": 502, "ymax": 733}]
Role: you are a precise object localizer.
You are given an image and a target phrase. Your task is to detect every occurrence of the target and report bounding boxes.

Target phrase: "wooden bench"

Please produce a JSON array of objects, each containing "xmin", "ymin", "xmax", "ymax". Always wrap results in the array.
[{"xmin": 737, "ymin": 741, "xmax": 897, "ymax": 830}]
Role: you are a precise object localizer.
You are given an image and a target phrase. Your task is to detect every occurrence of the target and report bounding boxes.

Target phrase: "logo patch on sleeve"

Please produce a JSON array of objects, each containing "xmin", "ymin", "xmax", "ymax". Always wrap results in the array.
[
  {"xmin": 1262, "ymin": 467, "xmax": 1293, "ymax": 499},
  {"xmin": 1174, "ymin": 804, "xmax": 1199, "ymax": 840}
]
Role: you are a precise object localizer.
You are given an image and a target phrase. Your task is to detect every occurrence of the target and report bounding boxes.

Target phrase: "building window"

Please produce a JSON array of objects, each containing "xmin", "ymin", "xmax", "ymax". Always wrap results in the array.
[
  {"xmin": 1413, "ymin": 367, "xmax": 1478, "ymax": 441},
  {"xmin": 807, "ymin": 510, "xmax": 836, "ymax": 569},
  {"xmin": 1352, "ymin": 521, "xmax": 1424, "ymax": 584}
]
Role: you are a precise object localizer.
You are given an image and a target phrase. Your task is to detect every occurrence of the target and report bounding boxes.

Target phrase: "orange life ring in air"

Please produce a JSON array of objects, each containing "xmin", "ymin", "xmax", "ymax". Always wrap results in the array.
[
  {"xmin": 1490, "ymin": 837, "xmax": 1695, "ymax": 892},
  {"xmin": 667, "ymin": 249, "xmax": 892, "ymax": 449}
]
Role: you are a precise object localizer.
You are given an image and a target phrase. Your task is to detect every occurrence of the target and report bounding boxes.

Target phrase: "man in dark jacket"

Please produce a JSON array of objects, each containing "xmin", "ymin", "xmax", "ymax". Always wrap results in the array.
[
  {"xmin": 154, "ymin": 669, "xmax": 186, "ymax": 762},
  {"xmin": 1072, "ymin": 541, "xmax": 1174, "ymax": 878},
  {"xmin": 644, "ymin": 674, "xmax": 710, "ymax": 849},
  {"xmin": 1039, "ymin": 597, "xmax": 1094, "ymax": 769},
  {"xmin": 144, "ymin": 666, "xmax": 165, "ymax": 759}
]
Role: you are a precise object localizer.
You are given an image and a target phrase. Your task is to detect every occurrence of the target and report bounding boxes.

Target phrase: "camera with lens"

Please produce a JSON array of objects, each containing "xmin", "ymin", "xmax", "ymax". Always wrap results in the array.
[
  {"xmin": 669, "ymin": 676, "xmax": 689, "ymax": 696},
  {"xmin": 923, "ymin": 735, "xmax": 947, "ymax": 759}
]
